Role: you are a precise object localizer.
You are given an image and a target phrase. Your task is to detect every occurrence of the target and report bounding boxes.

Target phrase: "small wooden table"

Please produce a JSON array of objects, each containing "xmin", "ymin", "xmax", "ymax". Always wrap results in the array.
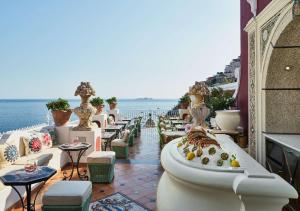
[
  {"xmin": 102, "ymin": 131, "xmax": 117, "ymax": 151},
  {"xmin": 0, "ymin": 166, "xmax": 56, "ymax": 211},
  {"xmin": 58, "ymin": 143, "xmax": 91, "ymax": 180}
]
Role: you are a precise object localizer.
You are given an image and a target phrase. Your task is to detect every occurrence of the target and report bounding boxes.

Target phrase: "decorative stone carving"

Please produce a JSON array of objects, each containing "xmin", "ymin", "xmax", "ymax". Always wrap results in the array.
[
  {"xmin": 73, "ymin": 82, "xmax": 97, "ymax": 131},
  {"xmin": 188, "ymin": 81, "xmax": 210, "ymax": 126},
  {"xmin": 260, "ymin": 13, "xmax": 281, "ymax": 56},
  {"xmin": 248, "ymin": 32, "xmax": 256, "ymax": 158}
]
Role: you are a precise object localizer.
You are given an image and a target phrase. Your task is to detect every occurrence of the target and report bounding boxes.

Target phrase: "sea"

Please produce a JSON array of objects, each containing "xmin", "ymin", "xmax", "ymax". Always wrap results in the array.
[{"xmin": 0, "ymin": 99, "xmax": 177, "ymax": 133}]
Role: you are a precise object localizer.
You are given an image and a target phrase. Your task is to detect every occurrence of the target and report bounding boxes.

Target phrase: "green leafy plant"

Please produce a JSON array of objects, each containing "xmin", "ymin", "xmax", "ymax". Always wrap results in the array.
[
  {"xmin": 178, "ymin": 94, "xmax": 191, "ymax": 109},
  {"xmin": 205, "ymin": 88, "xmax": 235, "ymax": 118},
  {"xmin": 106, "ymin": 97, "xmax": 117, "ymax": 104},
  {"xmin": 46, "ymin": 98, "xmax": 71, "ymax": 111},
  {"xmin": 90, "ymin": 97, "xmax": 104, "ymax": 106},
  {"xmin": 179, "ymin": 94, "xmax": 191, "ymax": 104}
]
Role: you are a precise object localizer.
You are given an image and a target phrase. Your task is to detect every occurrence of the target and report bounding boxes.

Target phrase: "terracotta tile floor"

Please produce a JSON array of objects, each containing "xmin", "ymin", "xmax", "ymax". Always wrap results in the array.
[{"xmin": 12, "ymin": 128, "xmax": 163, "ymax": 211}]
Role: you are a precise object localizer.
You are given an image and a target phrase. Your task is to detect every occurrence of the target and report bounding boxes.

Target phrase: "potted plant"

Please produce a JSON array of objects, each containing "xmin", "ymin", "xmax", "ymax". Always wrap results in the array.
[
  {"xmin": 90, "ymin": 97, "xmax": 105, "ymax": 115},
  {"xmin": 46, "ymin": 98, "xmax": 72, "ymax": 126},
  {"xmin": 205, "ymin": 88, "xmax": 239, "ymax": 130},
  {"xmin": 106, "ymin": 97, "xmax": 117, "ymax": 110},
  {"xmin": 178, "ymin": 94, "xmax": 191, "ymax": 109}
]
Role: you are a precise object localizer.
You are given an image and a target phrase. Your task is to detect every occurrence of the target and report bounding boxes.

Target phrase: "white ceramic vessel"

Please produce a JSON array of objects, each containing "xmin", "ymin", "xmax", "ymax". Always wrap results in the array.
[
  {"xmin": 157, "ymin": 135, "xmax": 297, "ymax": 211},
  {"xmin": 215, "ymin": 110, "xmax": 240, "ymax": 131}
]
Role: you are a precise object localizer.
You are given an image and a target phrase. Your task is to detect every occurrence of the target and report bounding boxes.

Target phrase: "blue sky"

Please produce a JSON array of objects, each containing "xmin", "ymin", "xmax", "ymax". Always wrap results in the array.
[{"xmin": 0, "ymin": 1, "xmax": 240, "ymax": 99}]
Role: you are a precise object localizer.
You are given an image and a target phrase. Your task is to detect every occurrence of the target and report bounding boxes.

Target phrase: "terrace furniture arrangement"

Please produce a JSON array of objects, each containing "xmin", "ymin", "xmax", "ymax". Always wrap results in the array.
[
  {"xmin": 87, "ymin": 151, "xmax": 115, "ymax": 183},
  {"xmin": 0, "ymin": 116, "xmax": 141, "ymax": 210},
  {"xmin": 42, "ymin": 181, "xmax": 92, "ymax": 211}
]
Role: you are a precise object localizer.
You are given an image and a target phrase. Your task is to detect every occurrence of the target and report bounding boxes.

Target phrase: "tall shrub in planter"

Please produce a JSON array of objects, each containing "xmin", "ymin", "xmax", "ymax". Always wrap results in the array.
[
  {"xmin": 46, "ymin": 98, "xmax": 72, "ymax": 126},
  {"xmin": 205, "ymin": 88, "xmax": 234, "ymax": 118},
  {"xmin": 90, "ymin": 97, "xmax": 105, "ymax": 115},
  {"xmin": 178, "ymin": 94, "xmax": 191, "ymax": 109},
  {"xmin": 106, "ymin": 97, "xmax": 117, "ymax": 110}
]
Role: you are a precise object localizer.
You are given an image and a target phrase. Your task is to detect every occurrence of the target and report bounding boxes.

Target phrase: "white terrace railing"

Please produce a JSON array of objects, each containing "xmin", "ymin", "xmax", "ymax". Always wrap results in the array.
[{"xmin": 0, "ymin": 107, "xmax": 178, "ymax": 138}]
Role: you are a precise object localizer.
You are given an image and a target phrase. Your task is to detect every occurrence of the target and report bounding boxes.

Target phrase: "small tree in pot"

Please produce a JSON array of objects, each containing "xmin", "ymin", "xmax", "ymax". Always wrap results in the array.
[
  {"xmin": 46, "ymin": 98, "xmax": 72, "ymax": 126},
  {"xmin": 106, "ymin": 97, "xmax": 117, "ymax": 110},
  {"xmin": 90, "ymin": 97, "xmax": 105, "ymax": 115},
  {"xmin": 178, "ymin": 94, "xmax": 191, "ymax": 109}
]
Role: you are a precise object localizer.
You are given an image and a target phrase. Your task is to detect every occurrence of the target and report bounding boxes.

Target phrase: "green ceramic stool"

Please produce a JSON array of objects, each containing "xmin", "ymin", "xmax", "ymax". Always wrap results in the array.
[
  {"xmin": 87, "ymin": 151, "xmax": 115, "ymax": 183},
  {"xmin": 42, "ymin": 181, "xmax": 92, "ymax": 211}
]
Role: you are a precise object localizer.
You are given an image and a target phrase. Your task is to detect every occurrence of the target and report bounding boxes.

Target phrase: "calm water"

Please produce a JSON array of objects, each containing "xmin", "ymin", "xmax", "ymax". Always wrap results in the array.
[{"xmin": 0, "ymin": 99, "xmax": 177, "ymax": 133}]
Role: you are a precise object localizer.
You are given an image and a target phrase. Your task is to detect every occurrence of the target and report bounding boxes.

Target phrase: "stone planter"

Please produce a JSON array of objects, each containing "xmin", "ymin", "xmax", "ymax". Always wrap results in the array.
[
  {"xmin": 51, "ymin": 110, "xmax": 72, "ymax": 126},
  {"xmin": 215, "ymin": 110, "xmax": 240, "ymax": 131},
  {"xmin": 95, "ymin": 105, "xmax": 104, "ymax": 115},
  {"xmin": 109, "ymin": 102, "xmax": 117, "ymax": 110}
]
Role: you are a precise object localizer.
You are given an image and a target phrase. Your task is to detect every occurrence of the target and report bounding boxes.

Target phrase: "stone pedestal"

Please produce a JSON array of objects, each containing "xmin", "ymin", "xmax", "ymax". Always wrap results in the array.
[
  {"xmin": 93, "ymin": 113, "xmax": 108, "ymax": 129},
  {"xmin": 69, "ymin": 128, "xmax": 102, "ymax": 162},
  {"xmin": 109, "ymin": 109, "xmax": 120, "ymax": 122},
  {"xmin": 55, "ymin": 122, "xmax": 78, "ymax": 144}
]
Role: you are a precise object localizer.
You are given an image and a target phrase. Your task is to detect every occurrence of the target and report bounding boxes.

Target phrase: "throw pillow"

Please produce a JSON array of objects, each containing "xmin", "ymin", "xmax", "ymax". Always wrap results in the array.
[
  {"xmin": 0, "ymin": 144, "xmax": 19, "ymax": 168},
  {"xmin": 22, "ymin": 136, "xmax": 42, "ymax": 155}
]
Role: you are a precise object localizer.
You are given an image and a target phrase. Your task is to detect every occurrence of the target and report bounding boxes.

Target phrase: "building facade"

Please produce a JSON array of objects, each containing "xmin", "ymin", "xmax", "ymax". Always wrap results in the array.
[{"xmin": 239, "ymin": 0, "xmax": 300, "ymax": 163}]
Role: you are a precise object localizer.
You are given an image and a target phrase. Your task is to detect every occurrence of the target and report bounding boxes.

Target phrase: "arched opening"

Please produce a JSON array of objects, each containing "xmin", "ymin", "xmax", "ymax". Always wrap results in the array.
[{"xmin": 264, "ymin": 17, "xmax": 300, "ymax": 134}]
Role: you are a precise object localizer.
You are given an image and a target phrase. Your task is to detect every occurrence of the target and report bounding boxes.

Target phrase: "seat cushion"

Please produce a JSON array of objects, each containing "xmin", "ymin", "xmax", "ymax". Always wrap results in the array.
[
  {"xmin": 111, "ymin": 139, "xmax": 128, "ymax": 147},
  {"xmin": 87, "ymin": 151, "xmax": 115, "ymax": 164},
  {"xmin": 42, "ymin": 181, "xmax": 92, "ymax": 206},
  {"xmin": 14, "ymin": 153, "xmax": 53, "ymax": 166}
]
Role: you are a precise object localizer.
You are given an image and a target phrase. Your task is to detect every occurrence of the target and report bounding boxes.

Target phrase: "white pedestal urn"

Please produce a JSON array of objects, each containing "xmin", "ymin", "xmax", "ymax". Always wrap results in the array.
[
  {"xmin": 215, "ymin": 110, "xmax": 240, "ymax": 131},
  {"xmin": 188, "ymin": 81, "xmax": 210, "ymax": 126},
  {"xmin": 73, "ymin": 82, "xmax": 97, "ymax": 131}
]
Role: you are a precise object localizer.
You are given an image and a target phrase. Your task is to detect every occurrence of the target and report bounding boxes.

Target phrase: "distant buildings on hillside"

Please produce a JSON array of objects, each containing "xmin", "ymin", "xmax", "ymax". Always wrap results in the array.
[{"xmin": 206, "ymin": 56, "xmax": 240, "ymax": 87}]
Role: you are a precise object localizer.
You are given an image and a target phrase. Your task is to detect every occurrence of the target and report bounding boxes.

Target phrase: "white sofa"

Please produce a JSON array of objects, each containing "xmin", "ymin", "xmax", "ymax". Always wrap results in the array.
[{"xmin": 0, "ymin": 127, "xmax": 69, "ymax": 211}]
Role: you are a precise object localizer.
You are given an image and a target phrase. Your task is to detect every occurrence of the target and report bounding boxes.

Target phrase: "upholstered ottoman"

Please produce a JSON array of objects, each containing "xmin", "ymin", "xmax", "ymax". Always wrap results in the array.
[
  {"xmin": 42, "ymin": 181, "xmax": 92, "ymax": 211},
  {"xmin": 87, "ymin": 151, "xmax": 115, "ymax": 183},
  {"xmin": 111, "ymin": 139, "xmax": 129, "ymax": 159}
]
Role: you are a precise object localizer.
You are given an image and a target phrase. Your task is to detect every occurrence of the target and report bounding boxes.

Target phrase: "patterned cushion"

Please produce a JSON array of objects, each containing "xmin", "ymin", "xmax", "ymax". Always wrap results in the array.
[
  {"xmin": 22, "ymin": 136, "xmax": 42, "ymax": 155},
  {"xmin": 40, "ymin": 126, "xmax": 58, "ymax": 146},
  {"xmin": 0, "ymin": 144, "xmax": 19, "ymax": 168}
]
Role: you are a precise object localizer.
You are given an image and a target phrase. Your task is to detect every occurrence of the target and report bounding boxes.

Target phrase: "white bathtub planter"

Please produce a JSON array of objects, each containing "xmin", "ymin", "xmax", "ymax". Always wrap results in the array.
[
  {"xmin": 215, "ymin": 110, "xmax": 240, "ymax": 131},
  {"xmin": 157, "ymin": 135, "xmax": 297, "ymax": 211}
]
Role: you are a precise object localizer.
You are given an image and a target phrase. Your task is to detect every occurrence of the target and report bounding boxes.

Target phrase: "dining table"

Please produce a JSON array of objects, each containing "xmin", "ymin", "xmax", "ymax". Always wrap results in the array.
[
  {"xmin": 114, "ymin": 121, "xmax": 128, "ymax": 130},
  {"xmin": 105, "ymin": 124, "xmax": 124, "ymax": 138},
  {"xmin": 101, "ymin": 131, "xmax": 117, "ymax": 151},
  {"xmin": 161, "ymin": 131, "xmax": 186, "ymax": 147}
]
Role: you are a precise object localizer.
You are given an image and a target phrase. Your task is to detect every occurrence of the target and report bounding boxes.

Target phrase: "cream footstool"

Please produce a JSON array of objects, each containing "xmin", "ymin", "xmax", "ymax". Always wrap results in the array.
[
  {"xmin": 87, "ymin": 151, "xmax": 115, "ymax": 183},
  {"xmin": 42, "ymin": 181, "xmax": 92, "ymax": 211}
]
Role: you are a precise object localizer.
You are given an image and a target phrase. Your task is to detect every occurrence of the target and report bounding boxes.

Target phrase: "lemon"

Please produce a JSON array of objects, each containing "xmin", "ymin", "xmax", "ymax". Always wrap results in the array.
[
  {"xmin": 177, "ymin": 142, "xmax": 183, "ymax": 148},
  {"xmin": 187, "ymin": 152, "xmax": 195, "ymax": 160},
  {"xmin": 231, "ymin": 160, "xmax": 240, "ymax": 167}
]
